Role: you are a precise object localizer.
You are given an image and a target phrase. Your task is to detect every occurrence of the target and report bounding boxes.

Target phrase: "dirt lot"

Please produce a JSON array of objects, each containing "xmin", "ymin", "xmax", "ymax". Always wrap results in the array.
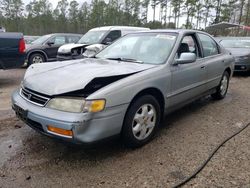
[{"xmin": 0, "ymin": 69, "xmax": 249, "ymax": 188}]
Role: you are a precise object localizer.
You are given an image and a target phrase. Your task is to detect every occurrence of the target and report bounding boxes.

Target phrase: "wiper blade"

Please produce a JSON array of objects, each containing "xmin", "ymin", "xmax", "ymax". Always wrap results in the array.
[{"xmin": 106, "ymin": 57, "xmax": 144, "ymax": 64}]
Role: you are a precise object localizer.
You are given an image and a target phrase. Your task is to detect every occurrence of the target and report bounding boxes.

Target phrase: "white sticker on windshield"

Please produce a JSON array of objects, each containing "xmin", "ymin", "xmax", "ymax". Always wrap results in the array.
[{"xmin": 156, "ymin": 35, "xmax": 176, "ymax": 40}]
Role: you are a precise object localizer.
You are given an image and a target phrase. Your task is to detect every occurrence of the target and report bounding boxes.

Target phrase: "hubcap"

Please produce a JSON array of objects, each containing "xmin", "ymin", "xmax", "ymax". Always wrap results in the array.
[
  {"xmin": 220, "ymin": 75, "xmax": 228, "ymax": 95},
  {"xmin": 132, "ymin": 104, "xmax": 156, "ymax": 140},
  {"xmin": 32, "ymin": 56, "xmax": 43, "ymax": 64}
]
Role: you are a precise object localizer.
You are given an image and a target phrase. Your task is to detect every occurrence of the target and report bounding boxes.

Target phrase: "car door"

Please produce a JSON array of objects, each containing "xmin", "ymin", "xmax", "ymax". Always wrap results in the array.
[
  {"xmin": 169, "ymin": 34, "xmax": 207, "ymax": 107},
  {"xmin": 44, "ymin": 35, "xmax": 67, "ymax": 60},
  {"xmin": 197, "ymin": 33, "xmax": 225, "ymax": 90}
]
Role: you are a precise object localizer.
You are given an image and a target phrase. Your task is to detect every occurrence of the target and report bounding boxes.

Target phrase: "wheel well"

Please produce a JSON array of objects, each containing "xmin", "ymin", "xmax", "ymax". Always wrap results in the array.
[
  {"xmin": 28, "ymin": 51, "xmax": 47, "ymax": 61},
  {"xmin": 225, "ymin": 67, "xmax": 231, "ymax": 76},
  {"xmin": 130, "ymin": 88, "xmax": 165, "ymax": 118}
]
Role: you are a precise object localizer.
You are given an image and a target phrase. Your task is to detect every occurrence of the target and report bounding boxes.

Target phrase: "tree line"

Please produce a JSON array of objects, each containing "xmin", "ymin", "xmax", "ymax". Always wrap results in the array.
[{"xmin": 0, "ymin": 0, "xmax": 249, "ymax": 36}]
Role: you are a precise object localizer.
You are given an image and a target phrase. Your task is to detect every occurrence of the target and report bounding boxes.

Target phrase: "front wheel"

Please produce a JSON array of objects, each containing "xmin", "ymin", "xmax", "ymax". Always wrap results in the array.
[
  {"xmin": 211, "ymin": 71, "xmax": 230, "ymax": 100},
  {"xmin": 121, "ymin": 95, "xmax": 161, "ymax": 148}
]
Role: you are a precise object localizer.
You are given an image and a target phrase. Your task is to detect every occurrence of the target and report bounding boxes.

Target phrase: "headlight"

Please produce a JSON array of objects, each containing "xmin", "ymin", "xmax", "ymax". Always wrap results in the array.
[{"xmin": 46, "ymin": 98, "xmax": 105, "ymax": 113}]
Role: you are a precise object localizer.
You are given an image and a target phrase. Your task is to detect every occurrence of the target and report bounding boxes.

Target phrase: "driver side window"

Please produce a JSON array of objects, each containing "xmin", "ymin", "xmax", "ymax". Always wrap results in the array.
[
  {"xmin": 103, "ymin": 30, "xmax": 121, "ymax": 43},
  {"xmin": 47, "ymin": 36, "xmax": 66, "ymax": 45},
  {"xmin": 177, "ymin": 35, "xmax": 200, "ymax": 58}
]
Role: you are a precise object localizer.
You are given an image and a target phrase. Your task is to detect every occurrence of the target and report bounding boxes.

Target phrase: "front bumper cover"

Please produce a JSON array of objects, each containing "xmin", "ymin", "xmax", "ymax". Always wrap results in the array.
[{"xmin": 12, "ymin": 89, "xmax": 129, "ymax": 144}]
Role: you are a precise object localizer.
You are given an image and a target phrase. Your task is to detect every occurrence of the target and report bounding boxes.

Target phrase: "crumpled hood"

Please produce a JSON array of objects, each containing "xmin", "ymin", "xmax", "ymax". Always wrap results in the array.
[
  {"xmin": 226, "ymin": 48, "xmax": 250, "ymax": 57},
  {"xmin": 23, "ymin": 58, "xmax": 157, "ymax": 96},
  {"xmin": 58, "ymin": 43, "xmax": 88, "ymax": 54},
  {"xmin": 83, "ymin": 44, "xmax": 107, "ymax": 57}
]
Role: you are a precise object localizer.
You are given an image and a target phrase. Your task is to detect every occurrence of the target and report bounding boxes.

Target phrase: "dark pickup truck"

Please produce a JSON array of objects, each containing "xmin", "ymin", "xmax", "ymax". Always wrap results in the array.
[{"xmin": 0, "ymin": 32, "xmax": 26, "ymax": 69}]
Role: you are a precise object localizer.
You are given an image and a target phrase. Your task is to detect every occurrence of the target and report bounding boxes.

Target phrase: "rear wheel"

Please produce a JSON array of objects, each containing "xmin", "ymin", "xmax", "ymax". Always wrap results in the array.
[
  {"xmin": 211, "ymin": 71, "xmax": 230, "ymax": 100},
  {"xmin": 28, "ymin": 53, "xmax": 45, "ymax": 66},
  {"xmin": 121, "ymin": 95, "xmax": 161, "ymax": 148}
]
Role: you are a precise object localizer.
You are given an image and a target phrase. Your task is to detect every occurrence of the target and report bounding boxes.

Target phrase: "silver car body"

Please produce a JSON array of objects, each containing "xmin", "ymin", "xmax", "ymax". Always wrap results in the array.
[{"xmin": 12, "ymin": 30, "xmax": 234, "ymax": 144}]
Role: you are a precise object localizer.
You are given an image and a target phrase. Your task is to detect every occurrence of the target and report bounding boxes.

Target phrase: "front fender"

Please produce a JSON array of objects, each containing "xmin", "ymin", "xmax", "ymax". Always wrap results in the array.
[{"xmin": 87, "ymin": 65, "xmax": 171, "ymax": 109}]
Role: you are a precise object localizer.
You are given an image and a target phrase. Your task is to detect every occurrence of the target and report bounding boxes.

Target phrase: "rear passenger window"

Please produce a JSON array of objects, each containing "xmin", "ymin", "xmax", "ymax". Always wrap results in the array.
[{"xmin": 198, "ymin": 34, "xmax": 219, "ymax": 57}]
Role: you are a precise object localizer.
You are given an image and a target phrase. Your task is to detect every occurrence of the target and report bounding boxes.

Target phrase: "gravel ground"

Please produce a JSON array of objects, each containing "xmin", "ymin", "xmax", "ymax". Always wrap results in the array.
[{"xmin": 0, "ymin": 69, "xmax": 249, "ymax": 188}]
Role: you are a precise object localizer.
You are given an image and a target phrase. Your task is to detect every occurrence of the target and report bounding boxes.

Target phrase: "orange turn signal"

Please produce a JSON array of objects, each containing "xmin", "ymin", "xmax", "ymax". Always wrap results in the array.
[{"xmin": 47, "ymin": 125, "xmax": 73, "ymax": 137}]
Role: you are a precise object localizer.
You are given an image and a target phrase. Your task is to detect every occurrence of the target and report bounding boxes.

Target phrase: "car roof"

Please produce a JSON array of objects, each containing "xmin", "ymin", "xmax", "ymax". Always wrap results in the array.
[
  {"xmin": 124, "ymin": 29, "xmax": 212, "ymax": 35},
  {"xmin": 48, "ymin": 33, "xmax": 82, "ymax": 36},
  {"xmin": 216, "ymin": 37, "xmax": 250, "ymax": 40},
  {"xmin": 90, "ymin": 26, "xmax": 150, "ymax": 31}
]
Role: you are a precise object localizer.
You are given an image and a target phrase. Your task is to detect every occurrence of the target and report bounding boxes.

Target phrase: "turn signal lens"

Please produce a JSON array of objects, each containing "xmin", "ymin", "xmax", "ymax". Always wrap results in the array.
[
  {"xmin": 47, "ymin": 125, "xmax": 73, "ymax": 137},
  {"xmin": 84, "ymin": 100, "xmax": 106, "ymax": 113}
]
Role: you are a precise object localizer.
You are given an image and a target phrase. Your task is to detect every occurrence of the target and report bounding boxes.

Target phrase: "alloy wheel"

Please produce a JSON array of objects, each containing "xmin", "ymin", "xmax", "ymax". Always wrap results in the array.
[{"xmin": 132, "ymin": 104, "xmax": 157, "ymax": 140}]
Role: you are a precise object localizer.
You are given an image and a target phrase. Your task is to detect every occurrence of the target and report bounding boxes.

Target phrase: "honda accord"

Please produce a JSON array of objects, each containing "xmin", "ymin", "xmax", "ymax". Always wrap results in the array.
[{"xmin": 12, "ymin": 30, "xmax": 234, "ymax": 148}]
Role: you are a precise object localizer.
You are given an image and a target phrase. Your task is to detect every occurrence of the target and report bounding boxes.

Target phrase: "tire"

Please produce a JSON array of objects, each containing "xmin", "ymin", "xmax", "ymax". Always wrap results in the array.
[
  {"xmin": 121, "ymin": 95, "xmax": 161, "ymax": 148},
  {"xmin": 211, "ymin": 71, "xmax": 230, "ymax": 100},
  {"xmin": 28, "ymin": 53, "xmax": 45, "ymax": 66}
]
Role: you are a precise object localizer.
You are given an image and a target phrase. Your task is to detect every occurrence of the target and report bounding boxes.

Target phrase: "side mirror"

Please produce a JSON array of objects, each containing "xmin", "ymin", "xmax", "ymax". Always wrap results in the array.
[
  {"xmin": 174, "ymin": 53, "xmax": 197, "ymax": 65},
  {"xmin": 47, "ymin": 41, "xmax": 54, "ymax": 46}
]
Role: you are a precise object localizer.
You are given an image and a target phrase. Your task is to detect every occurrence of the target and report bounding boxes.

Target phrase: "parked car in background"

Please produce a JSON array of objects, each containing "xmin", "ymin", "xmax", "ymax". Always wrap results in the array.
[
  {"xmin": 217, "ymin": 37, "xmax": 250, "ymax": 72},
  {"xmin": 57, "ymin": 26, "xmax": 150, "ymax": 61},
  {"xmin": 12, "ymin": 30, "xmax": 234, "ymax": 148},
  {"xmin": 0, "ymin": 32, "xmax": 26, "ymax": 69},
  {"xmin": 25, "ymin": 33, "xmax": 82, "ymax": 66},
  {"xmin": 24, "ymin": 35, "xmax": 40, "ymax": 44},
  {"xmin": 0, "ymin": 26, "xmax": 6, "ymax": 32}
]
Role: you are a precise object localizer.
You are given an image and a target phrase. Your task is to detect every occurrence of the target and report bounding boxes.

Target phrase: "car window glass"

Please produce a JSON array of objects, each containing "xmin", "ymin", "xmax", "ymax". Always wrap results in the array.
[
  {"xmin": 96, "ymin": 33, "xmax": 177, "ymax": 65},
  {"xmin": 67, "ymin": 36, "xmax": 80, "ymax": 43},
  {"xmin": 220, "ymin": 39, "xmax": 250, "ymax": 48},
  {"xmin": 198, "ymin": 34, "xmax": 219, "ymax": 57},
  {"xmin": 177, "ymin": 35, "xmax": 200, "ymax": 58},
  {"xmin": 48, "ymin": 36, "xmax": 66, "ymax": 45},
  {"xmin": 103, "ymin": 30, "xmax": 121, "ymax": 42},
  {"xmin": 103, "ymin": 36, "xmax": 137, "ymax": 56}
]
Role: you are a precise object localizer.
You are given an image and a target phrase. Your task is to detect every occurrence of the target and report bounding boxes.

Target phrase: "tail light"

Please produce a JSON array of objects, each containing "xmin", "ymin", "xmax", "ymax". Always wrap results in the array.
[{"xmin": 19, "ymin": 38, "xmax": 26, "ymax": 53}]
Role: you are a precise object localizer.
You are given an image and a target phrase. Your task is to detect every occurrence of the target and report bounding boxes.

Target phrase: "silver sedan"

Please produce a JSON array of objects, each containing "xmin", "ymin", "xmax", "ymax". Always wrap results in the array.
[{"xmin": 12, "ymin": 30, "xmax": 234, "ymax": 148}]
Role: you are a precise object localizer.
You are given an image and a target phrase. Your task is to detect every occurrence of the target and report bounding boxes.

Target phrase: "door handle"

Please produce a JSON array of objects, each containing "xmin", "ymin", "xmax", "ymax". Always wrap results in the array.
[{"xmin": 200, "ymin": 65, "xmax": 206, "ymax": 69}]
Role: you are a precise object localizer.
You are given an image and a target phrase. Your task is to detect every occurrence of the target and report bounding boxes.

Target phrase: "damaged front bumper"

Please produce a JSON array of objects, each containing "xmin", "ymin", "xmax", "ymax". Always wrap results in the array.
[
  {"xmin": 57, "ymin": 54, "xmax": 84, "ymax": 61},
  {"xmin": 11, "ymin": 90, "xmax": 129, "ymax": 144}
]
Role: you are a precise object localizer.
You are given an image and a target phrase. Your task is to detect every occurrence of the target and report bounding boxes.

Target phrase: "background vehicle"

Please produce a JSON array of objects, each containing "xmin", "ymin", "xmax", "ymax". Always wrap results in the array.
[
  {"xmin": 24, "ymin": 35, "xmax": 40, "ymax": 44},
  {"xmin": 0, "ymin": 26, "xmax": 6, "ymax": 32},
  {"xmin": 217, "ymin": 37, "xmax": 250, "ymax": 72},
  {"xmin": 12, "ymin": 30, "xmax": 234, "ymax": 148},
  {"xmin": 25, "ymin": 33, "xmax": 82, "ymax": 66},
  {"xmin": 0, "ymin": 32, "xmax": 26, "ymax": 69},
  {"xmin": 57, "ymin": 26, "xmax": 149, "ymax": 61}
]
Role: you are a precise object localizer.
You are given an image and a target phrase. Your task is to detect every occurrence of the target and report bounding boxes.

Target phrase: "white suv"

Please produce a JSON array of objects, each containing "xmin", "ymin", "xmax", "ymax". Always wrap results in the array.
[{"xmin": 57, "ymin": 26, "xmax": 149, "ymax": 60}]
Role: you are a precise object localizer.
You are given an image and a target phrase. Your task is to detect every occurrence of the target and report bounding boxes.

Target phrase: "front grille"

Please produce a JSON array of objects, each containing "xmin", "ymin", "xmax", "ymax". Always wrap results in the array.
[
  {"xmin": 235, "ymin": 65, "xmax": 247, "ymax": 70},
  {"xmin": 58, "ymin": 53, "xmax": 72, "ymax": 57},
  {"xmin": 20, "ymin": 87, "xmax": 50, "ymax": 106},
  {"xmin": 26, "ymin": 118, "xmax": 44, "ymax": 132}
]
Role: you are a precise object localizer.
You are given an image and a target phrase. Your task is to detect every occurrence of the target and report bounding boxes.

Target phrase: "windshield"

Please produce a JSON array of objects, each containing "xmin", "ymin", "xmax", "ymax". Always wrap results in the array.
[
  {"xmin": 220, "ymin": 39, "xmax": 250, "ymax": 48},
  {"xmin": 77, "ymin": 30, "xmax": 107, "ymax": 44},
  {"xmin": 31, "ymin": 35, "xmax": 51, "ymax": 45},
  {"xmin": 96, "ymin": 33, "xmax": 177, "ymax": 64}
]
